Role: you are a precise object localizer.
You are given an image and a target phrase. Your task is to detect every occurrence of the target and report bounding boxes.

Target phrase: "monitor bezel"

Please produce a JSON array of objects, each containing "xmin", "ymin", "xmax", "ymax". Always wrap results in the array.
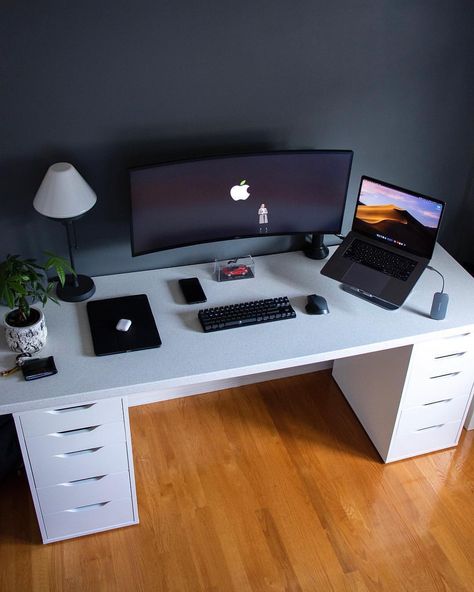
[{"xmin": 129, "ymin": 149, "xmax": 354, "ymax": 257}]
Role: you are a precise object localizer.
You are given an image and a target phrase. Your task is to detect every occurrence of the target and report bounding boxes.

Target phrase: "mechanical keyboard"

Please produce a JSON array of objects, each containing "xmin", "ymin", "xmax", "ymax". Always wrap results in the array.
[
  {"xmin": 198, "ymin": 296, "xmax": 296, "ymax": 332},
  {"xmin": 343, "ymin": 239, "xmax": 417, "ymax": 281}
]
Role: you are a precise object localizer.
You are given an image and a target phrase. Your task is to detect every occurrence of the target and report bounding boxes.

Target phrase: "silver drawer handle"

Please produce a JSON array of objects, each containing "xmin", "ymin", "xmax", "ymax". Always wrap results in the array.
[
  {"xmin": 423, "ymin": 398, "xmax": 453, "ymax": 406},
  {"xmin": 56, "ymin": 446, "xmax": 103, "ymax": 458},
  {"xmin": 62, "ymin": 475, "xmax": 106, "ymax": 487},
  {"xmin": 434, "ymin": 352, "xmax": 466, "ymax": 360},
  {"xmin": 49, "ymin": 403, "xmax": 95, "ymax": 414},
  {"xmin": 445, "ymin": 332, "xmax": 471, "ymax": 339},
  {"xmin": 429, "ymin": 371, "xmax": 460, "ymax": 380},
  {"xmin": 66, "ymin": 501, "xmax": 111, "ymax": 513},
  {"xmin": 416, "ymin": 424, "xmax": 444, "ymax": 432},
  {"xmin": 52, "ymin": 425, "xmax": 100, "ymax": 438}
]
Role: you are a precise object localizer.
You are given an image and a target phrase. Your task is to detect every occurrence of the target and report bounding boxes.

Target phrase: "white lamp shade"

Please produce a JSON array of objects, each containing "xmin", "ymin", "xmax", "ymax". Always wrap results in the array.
[{"xmin": 33, "ymin": 162, "xmax": 97, "ymax": 219}]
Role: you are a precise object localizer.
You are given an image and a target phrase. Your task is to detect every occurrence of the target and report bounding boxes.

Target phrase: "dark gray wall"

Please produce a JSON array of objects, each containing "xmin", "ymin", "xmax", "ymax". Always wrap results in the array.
[{"xmin": 1, "ymin": 0, "xmax": 473, "ymax": 275}]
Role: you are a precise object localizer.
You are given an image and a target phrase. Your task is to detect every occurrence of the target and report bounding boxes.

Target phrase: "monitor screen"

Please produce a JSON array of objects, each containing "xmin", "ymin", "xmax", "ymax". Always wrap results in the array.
[
  {"xmin": 129, "ymin": 150, "xmax": 353, "ymax": 256},
  {"xmin": 353, "ymin": 177, "xmax": 445, "ymax": 258}
]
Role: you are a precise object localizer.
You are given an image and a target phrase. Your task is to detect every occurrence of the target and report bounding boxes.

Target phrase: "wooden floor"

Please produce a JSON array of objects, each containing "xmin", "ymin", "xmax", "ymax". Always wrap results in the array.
[{"xmin": 1, "ymin": 370, "xmax": 474, "ymax": 591}]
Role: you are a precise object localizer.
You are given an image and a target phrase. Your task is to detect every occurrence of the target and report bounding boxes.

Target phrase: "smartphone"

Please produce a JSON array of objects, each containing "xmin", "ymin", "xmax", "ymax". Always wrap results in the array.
[{"xmin": 178, "ymin": 277, "xmax": 207, "ymax": 304}]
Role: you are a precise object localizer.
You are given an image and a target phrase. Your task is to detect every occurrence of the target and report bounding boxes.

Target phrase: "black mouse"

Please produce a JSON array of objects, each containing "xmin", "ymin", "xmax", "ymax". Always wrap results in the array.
[{"xmin": 305, "ymin": 294, "xmax": 329, "ymax": 315}]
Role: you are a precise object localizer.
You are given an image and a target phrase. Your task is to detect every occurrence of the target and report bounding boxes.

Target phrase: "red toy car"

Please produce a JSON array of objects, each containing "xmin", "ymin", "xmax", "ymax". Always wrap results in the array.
[{"xmin": 222, "ymin": 264, "xmax": 250, "ymax": 278}]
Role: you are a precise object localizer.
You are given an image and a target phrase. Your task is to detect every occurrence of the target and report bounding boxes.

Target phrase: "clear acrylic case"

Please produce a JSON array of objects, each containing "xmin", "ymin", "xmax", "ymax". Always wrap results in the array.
[{"xmin": 214, "ymin": 256, "xmax": 255, "ymax": 282}]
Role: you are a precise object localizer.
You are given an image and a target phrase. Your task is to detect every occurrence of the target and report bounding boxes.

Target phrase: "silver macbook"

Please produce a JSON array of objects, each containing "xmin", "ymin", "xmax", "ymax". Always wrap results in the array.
[{"xmin": 321, "ymin": 176, "xmax": 445, "ymax": 309}]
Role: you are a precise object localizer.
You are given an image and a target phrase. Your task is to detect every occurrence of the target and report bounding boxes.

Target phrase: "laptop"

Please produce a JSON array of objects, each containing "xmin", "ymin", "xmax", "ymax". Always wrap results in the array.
[{"xmin": 321, "ymin": 176, "xmax": 445, "ymax": 310}]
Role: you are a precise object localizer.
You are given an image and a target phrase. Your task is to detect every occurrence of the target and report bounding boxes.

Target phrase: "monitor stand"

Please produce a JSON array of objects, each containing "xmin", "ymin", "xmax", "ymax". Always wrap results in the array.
[{"xmin": 304, "ymin": 233, "xmax": 329, "ymax": 260}]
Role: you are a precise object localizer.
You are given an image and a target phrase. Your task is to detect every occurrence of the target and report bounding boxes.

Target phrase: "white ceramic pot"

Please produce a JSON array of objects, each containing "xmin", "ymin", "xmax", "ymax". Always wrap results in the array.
[{"xmin": 4, "ymin": 308, "xmax": 47, "ymax": 354}]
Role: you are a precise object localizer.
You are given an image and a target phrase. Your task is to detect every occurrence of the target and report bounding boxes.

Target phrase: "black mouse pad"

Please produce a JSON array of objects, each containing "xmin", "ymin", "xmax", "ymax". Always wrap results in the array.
[{"xmin": 87, "ymin": 294, "xmax": 162, "ymax": 356}]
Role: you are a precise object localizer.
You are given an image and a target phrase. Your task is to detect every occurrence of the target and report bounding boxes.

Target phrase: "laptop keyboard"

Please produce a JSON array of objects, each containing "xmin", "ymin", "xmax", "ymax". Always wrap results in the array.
[{"xmin": 343, "ymin": 239, "xmax": 417, "ymax": 281}]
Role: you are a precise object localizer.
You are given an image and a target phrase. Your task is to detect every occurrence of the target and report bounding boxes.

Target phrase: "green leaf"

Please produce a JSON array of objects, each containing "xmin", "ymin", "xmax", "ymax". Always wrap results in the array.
[
  {"xmin": 240, "ymin": 179, "xmax": 247, "ymax": 185},
  {"xmin": 48, "ymin": 294, "xmax": 60, "ymax": 306},
  {"xmin": 4, "ymin": 287, "xmax": 15, "ymax": 309},
  {"xmin": 56, "ymin": 267, "xmax": 66, "ymax": 287},
  {"xmin": 44, "ymin": 252, "xmax": 75, "ymax": 282}
]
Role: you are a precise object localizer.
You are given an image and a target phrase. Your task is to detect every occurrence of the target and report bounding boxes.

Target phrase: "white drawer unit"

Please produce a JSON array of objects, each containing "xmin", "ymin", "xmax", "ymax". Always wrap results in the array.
[
  {"xmin": 14, "ymin": 397, "xmax": 138, "ymax": 543},
  {"xmin": 333, "ymin": 330, "xmax": 474, "ymax": 463}
]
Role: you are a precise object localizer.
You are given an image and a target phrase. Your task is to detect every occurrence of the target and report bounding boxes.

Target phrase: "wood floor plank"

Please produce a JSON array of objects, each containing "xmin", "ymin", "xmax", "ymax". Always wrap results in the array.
[{"xmin": 1, "ymin": 370, "xmax": 473, "ymax": 591}]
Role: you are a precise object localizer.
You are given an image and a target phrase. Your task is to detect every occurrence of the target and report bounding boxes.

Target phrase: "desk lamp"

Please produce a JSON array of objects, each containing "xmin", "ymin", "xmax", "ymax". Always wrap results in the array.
[{"xmin": 33, "ymin": 162, "xmax": 97, "ymax": 302}]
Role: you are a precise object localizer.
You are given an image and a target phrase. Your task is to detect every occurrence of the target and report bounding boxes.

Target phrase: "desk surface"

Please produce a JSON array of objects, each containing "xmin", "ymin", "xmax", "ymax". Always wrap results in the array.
[{"xmin": 1, "ymin": 245, "xmax": 474, "ymax": 415}]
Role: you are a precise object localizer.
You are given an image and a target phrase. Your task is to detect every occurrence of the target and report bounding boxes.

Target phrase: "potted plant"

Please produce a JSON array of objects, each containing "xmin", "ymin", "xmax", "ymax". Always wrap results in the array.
[{"xmin": 0, "ymin": 253, "xmax": 74, "ymax": 353}]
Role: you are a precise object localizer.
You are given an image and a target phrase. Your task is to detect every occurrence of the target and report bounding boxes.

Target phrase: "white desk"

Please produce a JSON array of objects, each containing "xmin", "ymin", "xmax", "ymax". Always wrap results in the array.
[{"xmin": 2, "ymin": 245, "xmax": 474, "ymax": 542}]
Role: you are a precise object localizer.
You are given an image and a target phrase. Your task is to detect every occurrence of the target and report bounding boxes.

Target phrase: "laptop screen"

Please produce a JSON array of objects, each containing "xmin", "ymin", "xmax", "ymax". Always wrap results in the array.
[{"xmin": 352, "ymin": 177, "xmax": 445, "ymax": 258}]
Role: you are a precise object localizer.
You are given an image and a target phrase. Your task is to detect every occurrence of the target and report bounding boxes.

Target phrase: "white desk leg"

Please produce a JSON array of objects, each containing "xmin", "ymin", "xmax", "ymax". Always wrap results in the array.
[{"xmin": 332, "ymin": 346, "xmax": 412, "ymax": 462}]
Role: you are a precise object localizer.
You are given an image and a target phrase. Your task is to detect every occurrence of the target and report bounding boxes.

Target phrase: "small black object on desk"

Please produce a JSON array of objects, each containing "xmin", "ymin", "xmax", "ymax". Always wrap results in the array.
[
  {"xmin": 22, "ymin": 356, "xmax": 58, "ymax": 381},
  {"xmin": 305, "ymin": 294, "xmax": 329, "ymax": 315},
  {"xmin": 87, "ymin": 294, "xmax": 161, "ymax": 356}
]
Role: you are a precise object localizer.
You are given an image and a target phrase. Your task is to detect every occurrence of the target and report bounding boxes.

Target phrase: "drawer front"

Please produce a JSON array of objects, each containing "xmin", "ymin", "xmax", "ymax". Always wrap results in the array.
[
  {"xmin": 397, "ymin": 394, "xmax": 471, "ymax": 435},
  {"xmin": 404, "ymin": 366, "xmax": 474, "ymax": 407},
  {"xmin": 26, "ymin": 421, "xmax": 126, "ymax": 460},
  {"xmin": 44, "ymin": 497, "xmax": 134, "ymax": 541},
  {"xmin": 412, "ymin": 331, "xmax": 474, "ymax": 363},
  {"xmin": 37, "ymin": 471, "xmax": 132, "ymax": 515},
  {"xmin": 389, "ymin": 420, "xmax": 461, "ymax": 461},
  {"xmin": 19, "ymin": 398, "xmax": 124, "ymax": 437},
  {"xmin": 31, "ymin": 441, "xmax": 130, "ymax": 489},
  {"xmin": 411, "ymin": 349, "xmax": 474, "ymax": 378}
]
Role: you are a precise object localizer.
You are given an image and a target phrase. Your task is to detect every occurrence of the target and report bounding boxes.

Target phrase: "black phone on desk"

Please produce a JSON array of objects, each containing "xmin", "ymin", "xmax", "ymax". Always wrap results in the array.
[{"xmin": 179, "ymin": 277, "xmax": 207, "ymax": 304}]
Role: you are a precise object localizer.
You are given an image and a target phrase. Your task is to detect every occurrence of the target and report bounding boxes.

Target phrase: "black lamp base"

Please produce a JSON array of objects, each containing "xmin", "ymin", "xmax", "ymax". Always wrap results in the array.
[{"xmin": 56, "ymin": 274, "xmax": 96, "ymax": 302}]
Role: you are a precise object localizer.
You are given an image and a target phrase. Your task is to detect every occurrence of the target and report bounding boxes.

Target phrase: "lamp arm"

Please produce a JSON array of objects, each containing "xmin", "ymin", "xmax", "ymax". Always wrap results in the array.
[{"xmin": 63, "ymin": 221, "xmax": 79, "ymax": 288}]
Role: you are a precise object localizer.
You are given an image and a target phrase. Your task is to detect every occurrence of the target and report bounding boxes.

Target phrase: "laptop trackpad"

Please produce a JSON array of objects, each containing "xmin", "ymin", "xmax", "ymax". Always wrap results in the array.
[{"xmin": 342, "ymin": 265, "xmax": 390, "ymax": 294}]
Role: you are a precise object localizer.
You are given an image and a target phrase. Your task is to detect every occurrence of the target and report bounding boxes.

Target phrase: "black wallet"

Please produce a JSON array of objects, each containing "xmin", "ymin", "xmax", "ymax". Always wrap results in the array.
[{"xmin": 21, "ymin": 356, "xmax": 58, "ymax": 381}]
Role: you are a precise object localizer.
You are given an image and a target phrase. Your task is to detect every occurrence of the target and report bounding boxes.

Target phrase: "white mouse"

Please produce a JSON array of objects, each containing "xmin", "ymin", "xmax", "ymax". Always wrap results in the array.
[{"xmin": 116, "ymin": 318, "xmax": 132, "ymax": 332}]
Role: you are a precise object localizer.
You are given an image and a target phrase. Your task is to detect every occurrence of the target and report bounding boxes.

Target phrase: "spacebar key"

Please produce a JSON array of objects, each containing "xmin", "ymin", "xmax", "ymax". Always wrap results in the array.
[{"xmin": 224, "ymin": 316, "xmax": 257, "ymax": 328}]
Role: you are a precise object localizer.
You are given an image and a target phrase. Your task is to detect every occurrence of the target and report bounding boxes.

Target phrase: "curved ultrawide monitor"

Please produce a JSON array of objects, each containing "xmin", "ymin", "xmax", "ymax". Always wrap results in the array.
[{"xmin": 129, "ymin": 150, "xmax": 353, "ymax": 256}]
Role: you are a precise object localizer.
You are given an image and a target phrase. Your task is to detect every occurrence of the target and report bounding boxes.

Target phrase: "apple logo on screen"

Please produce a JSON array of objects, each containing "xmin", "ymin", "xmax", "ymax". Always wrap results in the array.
[{"xmin": 230, "ymin": 180, "xmax": 250, "ymax": 201}]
